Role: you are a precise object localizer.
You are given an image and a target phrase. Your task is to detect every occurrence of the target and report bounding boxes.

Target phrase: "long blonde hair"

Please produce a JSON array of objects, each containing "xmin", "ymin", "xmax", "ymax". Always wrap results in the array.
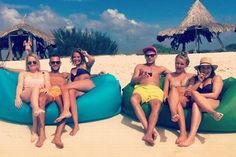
[{"xmin": 25, "ymin": 53, "xmax": 41, "ymax": 71}]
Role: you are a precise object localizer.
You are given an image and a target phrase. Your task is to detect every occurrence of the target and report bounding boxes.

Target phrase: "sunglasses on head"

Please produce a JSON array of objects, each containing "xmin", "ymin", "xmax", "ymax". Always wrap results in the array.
[
  {"xmin": 27, "ymin": 61, "xmax": 37, "ymax": 65},
  {"xmin": 145, "ymin": 54, "xmax": 156, "ymax": 57},
  {"xmin": 50, "ymin": 61, "xmax": 61, "ymax": 65}
]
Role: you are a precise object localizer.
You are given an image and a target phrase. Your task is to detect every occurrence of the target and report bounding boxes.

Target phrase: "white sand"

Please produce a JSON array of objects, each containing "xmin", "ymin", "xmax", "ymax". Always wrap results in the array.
[{"xmin": 1, "ymin": 52, "xmax": 236, "ymax": 157}]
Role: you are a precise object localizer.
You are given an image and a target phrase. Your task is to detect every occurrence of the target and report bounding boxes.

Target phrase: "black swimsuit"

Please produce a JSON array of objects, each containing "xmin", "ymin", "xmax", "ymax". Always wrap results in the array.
[
  {"xmin": 197, "ymin": 83, "xmax": 213, "ymax": 93},
  {"xmin": 71, "ymin": 68, "xmax": 90, "ymax": 82}
]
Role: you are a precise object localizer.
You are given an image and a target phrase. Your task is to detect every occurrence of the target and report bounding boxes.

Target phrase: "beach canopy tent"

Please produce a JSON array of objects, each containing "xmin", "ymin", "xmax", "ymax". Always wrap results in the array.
[
  {"xmin": 156, "ymin": 0, "xmax": 236, "ymax": 52},
  {"xmin": 0, "ymin": 22, "xmax": 55, "ymax": 60}
]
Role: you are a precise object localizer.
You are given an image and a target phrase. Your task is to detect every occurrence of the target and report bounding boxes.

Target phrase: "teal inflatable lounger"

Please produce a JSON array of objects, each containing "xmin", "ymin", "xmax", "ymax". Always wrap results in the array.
[{"xmin": 0, "ymin": 69, "xmax": 122, "ymax": 125}]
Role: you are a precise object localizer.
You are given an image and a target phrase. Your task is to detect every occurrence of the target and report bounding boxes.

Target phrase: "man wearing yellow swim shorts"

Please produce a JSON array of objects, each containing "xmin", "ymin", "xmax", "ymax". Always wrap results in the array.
[
  {"xmin": 37, "ymin": 54, "xmax": 70, "ymax": 148},
  {"xmin": 130, "ymin": 46, "xmax": 170, "ymax": 146}
]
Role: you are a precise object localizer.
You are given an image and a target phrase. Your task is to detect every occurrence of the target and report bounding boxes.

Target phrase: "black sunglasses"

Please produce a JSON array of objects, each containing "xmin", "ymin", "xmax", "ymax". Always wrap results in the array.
[
  {"xmin": 50, "ymin": 61, "xmax": 61, "ymax": 65},
  {"xmin": 27, "ymin": 61, "xmax": 37, "ymax": 65},
  {"xmin": 145, "ymin": 54, "xmax": 156, "ymax": 57}
]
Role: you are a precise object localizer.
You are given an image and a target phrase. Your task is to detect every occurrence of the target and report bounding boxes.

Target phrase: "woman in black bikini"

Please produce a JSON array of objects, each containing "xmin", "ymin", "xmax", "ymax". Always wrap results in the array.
[
  {"xmin": 55, "ymin": 49, "xmax": 95, "ymax": 136},
  {"xmin": 178, "ymin": 57, "xmax": 224, "ymax": 147}
]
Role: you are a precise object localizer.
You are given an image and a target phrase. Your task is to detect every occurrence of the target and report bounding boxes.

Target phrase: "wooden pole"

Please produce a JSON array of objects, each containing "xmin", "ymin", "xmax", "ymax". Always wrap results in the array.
[
  {"xmin": 216, "ymin": 33, "xmax": 226, "ymax": 51},
  {"xmin": 8, "ymin": 35, "xmax": 13, "ymax": 60},
  {"xmin": 194, "ymin": 29, "xmax": 198, "ymax": 53}
]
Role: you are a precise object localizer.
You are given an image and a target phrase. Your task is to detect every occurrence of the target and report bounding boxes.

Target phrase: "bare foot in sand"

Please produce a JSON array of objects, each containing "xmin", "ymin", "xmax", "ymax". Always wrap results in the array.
[
  {"xmin": 35, "ymin": 135, "xmax": 46, "ymax": 147},
  {"xmin": 171, "ymin": 114, "xmax": 180, "ymax": 122},
  {"xmin": 52, "ymin": 138, "xmax": 64, "ymax": 149},
  {"xmin": 178, "ymin": 138, "xmax": 195, "ymax": 147},
  {"xmin": 175, "ymin": 134, "xmax": 187, "ymax": 144},
  {"xmin": 142, "ymin": 135, "xmax": 155, "ymax": 146},
  {"xmin": 54, "ymin": 111, "xmax": 71, "ymax": 123},
  {"xmin": 31, "ymin": 133, "xmax": 38, "ymax": 143},
  {"xmin": 152, "ymin": 128, "xmax": 158, "ymax": 140},
  {"xmin": 69, "ymin": 125, "xmax": 79, "ymax": 136}
]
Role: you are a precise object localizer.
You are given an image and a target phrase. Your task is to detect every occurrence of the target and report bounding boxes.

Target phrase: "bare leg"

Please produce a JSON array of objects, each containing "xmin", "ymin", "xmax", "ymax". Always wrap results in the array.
[
  {"xmin": 31, "ymin": 87, "xmax": 45, "ymax": 117},
  {"xmin": 178, "ymin": 103, "xmax": 201, "ymax": 147},
  {"xmin": 168, "ymin": 87, "xmax": 180, "ymax": 122},
  {"xmin": 175, "ymin": 103, "xmax": 187, "ymax": 144},
  {"xmin": 142, "ymin": 99, "xmax": 161, "ymax": 146},
  {"xmin": 69, "ymin": 89, "xmax": 80, "ymax": 136},
  {"xmin": 191, "ymin": 91, "xmax": 222, "ymax": 120},
  {"xmin": 54, "ymin": 85, "xmax": 72, "ymax": 123},
  {"xmin": 35, "ymin": 94, "xmax": 50, "ymax": 147},
  {"xmin": 130, "ymin": 94, "xmax": 148, "ymax": 130},
  {"xmin": 31, "ymin": 115, "xmax": 38, "ymax": 143},
  {"xmin": 55, "ymin": 80, "xmax": 95, "ymax": 123},
  {"xmin": 52, "ymin": 96, "xmax": 66, "ymax": 148}
]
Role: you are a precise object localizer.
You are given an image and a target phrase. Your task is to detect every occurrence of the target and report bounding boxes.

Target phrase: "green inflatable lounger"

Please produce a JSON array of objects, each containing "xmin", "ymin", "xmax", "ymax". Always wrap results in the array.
[
  {"xmin": 0, "ymin": 69, "xmax": 122, "ymax": 125},
  {"xmin": 122, "ymin": 76, "xmax": 236, "ymax": 133}
]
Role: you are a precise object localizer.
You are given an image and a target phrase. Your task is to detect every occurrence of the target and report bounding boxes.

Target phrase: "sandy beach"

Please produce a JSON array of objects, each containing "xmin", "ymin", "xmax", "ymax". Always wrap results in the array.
[{"xmin": 1, "ymin": 52, "xmax": 236, "ymax": 157}]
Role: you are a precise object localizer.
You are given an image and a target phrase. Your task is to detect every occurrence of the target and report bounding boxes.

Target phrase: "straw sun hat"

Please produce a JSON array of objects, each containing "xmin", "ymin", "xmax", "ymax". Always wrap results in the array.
[{"xmin": 194, "ymin": 57, "xmax": 218, "ymax": 70}]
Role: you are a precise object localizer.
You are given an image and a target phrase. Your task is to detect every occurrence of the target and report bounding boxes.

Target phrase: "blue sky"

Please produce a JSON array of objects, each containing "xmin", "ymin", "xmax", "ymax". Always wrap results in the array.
[{"xmin": 0, "ymin": 0, "xmax": 236, "ymax": 52}]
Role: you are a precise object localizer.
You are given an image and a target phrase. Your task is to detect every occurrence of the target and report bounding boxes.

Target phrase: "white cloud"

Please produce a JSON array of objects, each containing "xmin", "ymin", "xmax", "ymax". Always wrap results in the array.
[
  {"xmin": 0, "ymin": 4, "xmax": 22, "ymax": 29},
  {"xmin": 0, "ymin": 4, "xmax": 161, "ymax": 52}
]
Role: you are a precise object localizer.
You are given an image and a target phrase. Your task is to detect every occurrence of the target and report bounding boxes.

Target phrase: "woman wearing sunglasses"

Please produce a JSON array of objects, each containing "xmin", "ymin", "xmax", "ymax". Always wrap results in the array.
[
  {"xmin": 15, "ymin": 53, "xmax": 51, "ymax": 142},
  {"xmin": 163, "ymin": 52, "xmax": 194, "ymax": 144},
  {"xmin": 55, "ymin": 49, "xmax": 95, "ymax": 136}
]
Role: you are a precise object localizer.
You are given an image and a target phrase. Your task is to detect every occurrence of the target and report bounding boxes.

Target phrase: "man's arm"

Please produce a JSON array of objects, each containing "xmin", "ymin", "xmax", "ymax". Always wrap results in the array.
[{"xmin": 130, "ymin": 64, "xmax": 145, "ymax": 85}]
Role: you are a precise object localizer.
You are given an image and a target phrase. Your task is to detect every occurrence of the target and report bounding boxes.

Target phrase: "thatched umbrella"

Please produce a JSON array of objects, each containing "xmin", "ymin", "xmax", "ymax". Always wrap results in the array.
[
  {"xmin": 0, "ymin": 22, "xmax": 55, "ymax": 60},
  {"xmin": 157, "ymin": 0, "xmax": 236, "ymax": 52}
]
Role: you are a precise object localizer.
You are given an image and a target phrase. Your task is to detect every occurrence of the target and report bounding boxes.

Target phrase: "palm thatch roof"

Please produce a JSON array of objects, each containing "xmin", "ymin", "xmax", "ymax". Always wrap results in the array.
[
  {"xmin": 0, "ymin": 23, "xmax": 54, "ymax": 44},
  {"xmin": 157, "ymin": 0, "xmax": 236, "ymax": 51}
]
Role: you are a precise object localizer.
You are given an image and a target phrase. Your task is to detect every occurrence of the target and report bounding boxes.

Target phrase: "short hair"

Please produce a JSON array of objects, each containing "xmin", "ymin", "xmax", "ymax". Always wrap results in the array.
[{"xmin": 49, "ymin": 53, "xmax": 61, "ymax": 59}]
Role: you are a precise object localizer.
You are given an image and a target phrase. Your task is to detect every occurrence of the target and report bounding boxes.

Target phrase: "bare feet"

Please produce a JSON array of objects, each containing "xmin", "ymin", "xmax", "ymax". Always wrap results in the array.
[
  {"xmin": 54, "ymin": 111, "xmax": 72, "ymax": 123},
  {"xmin": 35, "ymin": 135, "xmax": 46, "ymax": 147},
  {"xmin": 211, "ymin": 112, "xmax": 224, "ymax": 121},
  {"xmin": 52, "ymin": 138, "xmax": 64, "ymax": 149},
  {"xmin": 171, "ymin": 114, "xmax": 180, "ymax": 122},
  {"xmin": 69, "ymin": 125, "xmax": 79, "ymax": 136},
  {"xmin": 152, "ymin": 128, "xmax": 158, "ymax": 140},
  {"xmin": 31, "ymin": 133, "xmax": 38, "ymax": 143},
  {"xmin": 175, "ymin": 134, "xmax": 187, "ymax": 144},
  {"xmin": 178, "ymin": 138, "xmax": 195, "ymax": 147},
  {"xmin": 142, "ymin": 135, "xmax": 155, "ymax": 146},
  {"xmin": 33, "ymin": 109, "xmax": 45, "ymax": 117}
]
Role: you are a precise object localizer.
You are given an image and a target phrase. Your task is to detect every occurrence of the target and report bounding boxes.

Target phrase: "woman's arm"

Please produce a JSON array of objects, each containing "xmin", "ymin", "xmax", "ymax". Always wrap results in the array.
[
  {"xmin": 44, "ymin": 71, "xmax": 51, "ymax": 89},
  {"xmin": 200, "ymin": 75, "xmax": 223, "ymax": 99},
  {"xmin": 163, "ymin": 73, "xmax": 171, "ymax": 101},
  {"xmin": 15, "ymin": 72, "xmax": 24, "ymax": 108},
  {"xmin": 82, "ymin": 50, "xmax": 95, "ymax": 70},
  {"xmin": 0, "ymin": 64, "xmax": 23, "ymax": 73}
]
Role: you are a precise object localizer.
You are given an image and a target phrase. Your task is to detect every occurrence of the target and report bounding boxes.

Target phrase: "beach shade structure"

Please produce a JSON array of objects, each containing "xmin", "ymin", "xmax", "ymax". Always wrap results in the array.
[
  {"xmin": 0, "ymin": 22, "xmax": 55, "ymax": 60},
  {"xmin": 156, "ymin": 0, "xmax": 236, "ymax": 52}
]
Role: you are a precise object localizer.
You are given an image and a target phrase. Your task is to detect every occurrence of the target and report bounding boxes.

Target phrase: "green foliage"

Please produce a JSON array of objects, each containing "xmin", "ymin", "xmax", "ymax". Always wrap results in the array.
[
  {"xmin": 52, "ymin": 28, "xmax": 118, "ymax": 56},
  {"xmin": 152, "ymin": 44, "xmax": 179, "ymax": 54}
]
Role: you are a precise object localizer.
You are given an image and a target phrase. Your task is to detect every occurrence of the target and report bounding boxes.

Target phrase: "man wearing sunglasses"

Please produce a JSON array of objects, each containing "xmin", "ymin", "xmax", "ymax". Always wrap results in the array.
[
  {"xmin": 130, "ymin": 46, "xmax": 170, "ymax": 146},
  {"xmin": 36, "ymin": 54, "xmax": 70, "ymax": 149}
]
